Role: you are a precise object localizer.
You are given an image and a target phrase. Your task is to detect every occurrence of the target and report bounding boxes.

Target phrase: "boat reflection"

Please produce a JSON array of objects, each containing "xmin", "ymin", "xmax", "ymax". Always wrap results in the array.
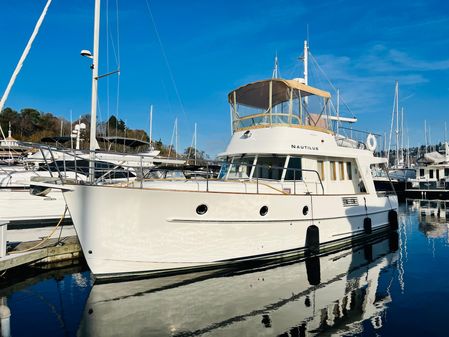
[
  {"xmin": 407, "ymin": 199, "xmax": 449, "ymax": 239},
  {"xmin": 78, "ymin": 233, "xmax": 400, "ymax": 337}
]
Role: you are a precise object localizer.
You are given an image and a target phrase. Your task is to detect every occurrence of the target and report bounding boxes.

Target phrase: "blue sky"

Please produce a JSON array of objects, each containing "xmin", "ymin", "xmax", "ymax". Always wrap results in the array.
[{"xmin": 1, "ymin": 0, "xmax": 449, "ymax": 156}]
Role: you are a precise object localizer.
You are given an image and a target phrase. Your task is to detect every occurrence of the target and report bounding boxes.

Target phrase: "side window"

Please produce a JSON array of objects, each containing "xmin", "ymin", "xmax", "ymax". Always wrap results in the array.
[
  {"xmin": 420, "ymin": 169, "xmax": 425, "ymax": 177},
  {"xmin": 318, "ymin": 160, "xmax": 325, "ymax": 181},
  {"xmin": 429, "ymin": 170, "xmax": 434, "ymax": 179},
  {"xmin": 347, "ymin": 162, "xmax": 352, "ymax": 180},
  {"xmin": 254, "ymin": 156, "xmax": 286, "ymax": 180},
  {"xmin": 339, "ymin": 162, "xmax": 345, "ymax": 180},
  {"xmin": 445, "ymin": 168, "xmax": 449, "ymax": 177},
  {"xmin": 330, "ymin": 161, "xmax": 337, "ymax": 180},
  {"xmin": 227, "ymin": 157, "xmax": 255, "ymax": 179},
  {"xmin": 284, "ymin": 157, "xmax": 302, "ymax": 181}
]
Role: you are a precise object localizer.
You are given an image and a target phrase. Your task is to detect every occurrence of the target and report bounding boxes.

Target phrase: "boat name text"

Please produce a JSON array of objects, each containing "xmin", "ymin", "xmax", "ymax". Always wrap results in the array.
[{"xmin": 291, "ymin": 145, "xmax": 319, "ymax": 151}]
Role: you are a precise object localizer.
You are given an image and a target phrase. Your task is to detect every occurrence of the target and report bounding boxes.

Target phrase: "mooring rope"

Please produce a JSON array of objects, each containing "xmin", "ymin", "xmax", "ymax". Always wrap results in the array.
[{"xmin": 9, "ymin": 205, "xmax": 68, "ymax": 254}]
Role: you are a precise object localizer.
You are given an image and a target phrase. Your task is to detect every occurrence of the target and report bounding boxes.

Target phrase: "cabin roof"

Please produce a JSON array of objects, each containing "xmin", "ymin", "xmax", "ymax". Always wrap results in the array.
[
  {"xmin": 97, "ymin": 136, "xmax": 150, "ymax": 148},
  {"xmin": 228, "ymin": 78, "xmax": 331, "ymax": 109}
]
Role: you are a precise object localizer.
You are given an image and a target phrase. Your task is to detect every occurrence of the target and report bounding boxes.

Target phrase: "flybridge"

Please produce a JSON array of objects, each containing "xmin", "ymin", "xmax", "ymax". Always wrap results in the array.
[{"xmin": 228, "ymin": 78, "xmax": 332, "ymax": 133}]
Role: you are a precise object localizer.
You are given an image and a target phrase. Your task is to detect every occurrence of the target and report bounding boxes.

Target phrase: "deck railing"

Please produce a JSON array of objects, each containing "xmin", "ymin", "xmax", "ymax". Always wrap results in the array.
[{"xmin": 22, "ymin": 143, "xmax": 326, "ymax": 195}]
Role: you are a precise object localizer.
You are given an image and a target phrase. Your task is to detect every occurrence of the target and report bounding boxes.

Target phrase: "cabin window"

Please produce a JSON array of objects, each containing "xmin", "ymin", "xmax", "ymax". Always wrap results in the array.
[
  {"xmin": 253, "ymin": 156, "xmax": 286, "ymax": 180},
  {"xmin": 330, "ymin": 161, "xmax": 337, "ymax": 180},
  {"xmin": 429, "ymin": 170, "xmax": 434, "ymax": 179},
  {"xmin": 318, "ymin": 160, "xmax": 325, "ymax": 181},
  {"xmin": 284, "ymin": 157, "xmax": 302, "ymax": 181},
  {"xmin": 445, "ymin": 168, "xmax": 449, "ymax": 177},
  {"xmin": 436, "ymin": 169, "xmax": 440, "ymax": 180},
  {"xmin": 347, "ymin": 162, "xmax": 352, "ymax": 180},
  {"xmin": 227, "ymin": 156, "xmax": 255, "ymax": 179},
  {"xmin": 339, "ymin": 162, "xmax": 345, "ymax": 180},
  {"xmin": 420, "ymin": 169, "xmax": 425, "ymax": 177}
]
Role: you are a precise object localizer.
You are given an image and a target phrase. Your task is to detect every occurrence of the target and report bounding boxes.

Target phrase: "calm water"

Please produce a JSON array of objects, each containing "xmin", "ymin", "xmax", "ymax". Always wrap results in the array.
[{"xmin": 2, "ymin": 201, "xmax": 449, "ymax": 337}]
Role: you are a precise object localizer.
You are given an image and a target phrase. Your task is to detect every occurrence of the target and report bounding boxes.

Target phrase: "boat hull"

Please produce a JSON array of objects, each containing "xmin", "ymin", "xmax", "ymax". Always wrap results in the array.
[
  {"xmin": 63, "ymin": 185, "xmax": 398, "ymax": 280},
  {"xmin": 0, "ymin": 188, "xmax": 70, "ymax": 227}
]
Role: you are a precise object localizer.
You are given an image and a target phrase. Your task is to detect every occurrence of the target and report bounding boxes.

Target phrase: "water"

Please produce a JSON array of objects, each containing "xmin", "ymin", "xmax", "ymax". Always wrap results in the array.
[{"xmin": 2, "ymin": 201, "xmax": 449, "ymax": 337}]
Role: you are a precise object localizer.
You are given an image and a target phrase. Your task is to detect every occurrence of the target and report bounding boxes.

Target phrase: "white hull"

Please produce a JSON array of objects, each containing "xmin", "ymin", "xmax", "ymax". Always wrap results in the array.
[
  {"xmin": 64, "ymin": 184, "xmax": 398, "ymax": 279},
  {"xmin": 0, "ymin": 189, "xmax": 69, "ymax": 225}
]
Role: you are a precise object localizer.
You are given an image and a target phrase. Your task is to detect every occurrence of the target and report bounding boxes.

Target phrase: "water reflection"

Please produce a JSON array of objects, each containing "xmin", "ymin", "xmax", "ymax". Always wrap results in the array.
[
  {"xmin": 407, "ymin": 199, "xmax": 449, "ymax": 240},
  {"xmin": 78, "ymin": 234, "xmax": 400, "ymax": 337}
]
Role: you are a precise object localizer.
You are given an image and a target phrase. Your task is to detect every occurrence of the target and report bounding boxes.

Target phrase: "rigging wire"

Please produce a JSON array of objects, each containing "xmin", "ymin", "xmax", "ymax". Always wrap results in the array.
[
  {"xmin": 144, "ymin": 0, "xmax": 188, "ymax": 122},
  {"xmin": 308, "ymin": 51, "xmax": 356, "ymax": 119}
]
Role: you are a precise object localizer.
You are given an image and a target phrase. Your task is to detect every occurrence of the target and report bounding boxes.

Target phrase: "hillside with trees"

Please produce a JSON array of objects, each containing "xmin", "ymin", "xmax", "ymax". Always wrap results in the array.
[{"xmin": 0, "ymin": 107, "xmax": 208, "ymax": 161}]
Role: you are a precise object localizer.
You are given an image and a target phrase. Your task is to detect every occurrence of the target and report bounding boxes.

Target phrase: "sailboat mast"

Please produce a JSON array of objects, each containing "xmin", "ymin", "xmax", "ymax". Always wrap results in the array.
[
  {"xmin": 149, "ymin": 105, "xmax": 153, "ymax": 146},
  {"xmin": 395, "ymin": 82, "xmax": 399, "ymax": 167},
  {"xmin": 175, "ymin": 118, "xmax": 178, "ymax": 159},
  {"xmin": 401, "ymin": 107, "xmax": 404, "ymax": 166},
  {"xmin": 194, "ymin": 122, "xmax": 197, "ymax": 165},
  {"xmin": 0, "ymin": 0, "xmax": 52, "ymax": 140},
  {"xmin": 89, "ymin": 0, "xmax": 101, "ymax": 182},
  {"xmin": 424, "ymin": 120, "xmax": 428, "ymax": 153}
]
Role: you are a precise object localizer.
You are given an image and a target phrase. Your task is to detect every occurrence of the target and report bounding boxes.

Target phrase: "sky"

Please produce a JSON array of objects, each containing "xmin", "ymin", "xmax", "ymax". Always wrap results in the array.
[{"xmin": 1, "ymin": 0, "xmax": 449, "ymax": 156}]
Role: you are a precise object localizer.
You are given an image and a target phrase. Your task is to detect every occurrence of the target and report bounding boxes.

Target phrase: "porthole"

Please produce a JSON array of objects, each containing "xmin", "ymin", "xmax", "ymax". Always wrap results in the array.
[
  {"xmin": 196, "ymin": 204, "xmax": 208, "ymax": 215},
  {"xmin": 302, "ymin": 206, "xmax": 309, "ymax": 216},
  {"xmin": 260, "ymin": 206, "xmax": 268, "ymax": 216}
]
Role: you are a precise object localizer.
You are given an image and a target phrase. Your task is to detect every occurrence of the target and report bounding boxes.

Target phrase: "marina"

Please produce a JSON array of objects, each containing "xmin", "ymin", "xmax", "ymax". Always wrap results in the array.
[
  {"xmin": 1, "ymin": 204, "xmax": 449, "ymax": 336},
  {"xmin": 1, "ymin": 0, "xmax": 449, "ymax": 336}
]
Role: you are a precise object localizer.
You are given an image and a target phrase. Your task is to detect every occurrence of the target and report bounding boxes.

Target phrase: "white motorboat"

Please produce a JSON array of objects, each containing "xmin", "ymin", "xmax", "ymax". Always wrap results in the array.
[
  {"xmin": 56, "ymin": 77, "xmax": 398, "ymax": 280},
  {"xmin": 36, "ymin": 1, "xmax": 398, "ymax": 280}
]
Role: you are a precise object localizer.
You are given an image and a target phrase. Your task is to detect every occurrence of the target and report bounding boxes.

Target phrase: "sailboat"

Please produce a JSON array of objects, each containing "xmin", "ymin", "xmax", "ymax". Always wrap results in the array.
[
  {"xmin": 373, "ymin": 81, "xmax": 415, "ymax": 201},
  {"xmin": 36, "ymin": 1, "xmax": 399, "ymax": 281}
]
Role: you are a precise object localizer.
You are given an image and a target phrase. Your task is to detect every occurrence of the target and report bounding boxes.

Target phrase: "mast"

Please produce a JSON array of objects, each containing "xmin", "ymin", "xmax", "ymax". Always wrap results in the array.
[
  {"xmin": 175, "ymin": 118, "xmax": 178, "ymax": 159},
  {"xmin": 88, "ymin": 0, "xmax": 101, "ymax": 182},
  {"xmin": 336, "ymin": 89, "xmax": 340, "ymax": 135},
  {"xmin": 194, "ymin": 122, "xmax": 197, "ymax": 165},
  {"xmin": 401, "ymin": 107, "xmax": 404, "ymax": 166},
  {"xmin": 149, "ymin": 105, "xmax": 153, "ymax": 146},
  {"xmin": 0, "ymin": 0, "xmax": 53, "ymax": 140},
  {"xmin": 424, "ymin": 120, "xmax": 428, "ymax": 153},
  {"xmin": 303, "ymin": 40, "xmax": 308, "ymax": 85},
  {"xmin": 272, "ymin": 53, "xmax": 279, "ymax": 79},
  {"xmin": 395, "ymin": 82, "xmax": 399, "ymax": 167}
]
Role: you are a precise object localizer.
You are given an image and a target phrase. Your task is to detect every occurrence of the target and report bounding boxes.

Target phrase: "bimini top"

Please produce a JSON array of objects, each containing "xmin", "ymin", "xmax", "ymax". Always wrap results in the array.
[
  {"xmin": 227, "ymin": 78, "xmax": 332, "ymax": 133},
  {"xmin": 228, "ymin": 78, "xmax": 331, "ymax": 109}
]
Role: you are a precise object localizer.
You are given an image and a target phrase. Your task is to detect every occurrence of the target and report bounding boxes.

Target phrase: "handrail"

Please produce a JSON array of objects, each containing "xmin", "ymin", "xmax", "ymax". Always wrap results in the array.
[
  {"xmin": 225, "ymin": 162, "xmax": 325, "ymax": 195},
  {"xmin": 23, "ymin": 142, "xmax": 325, "ymax": 195}
]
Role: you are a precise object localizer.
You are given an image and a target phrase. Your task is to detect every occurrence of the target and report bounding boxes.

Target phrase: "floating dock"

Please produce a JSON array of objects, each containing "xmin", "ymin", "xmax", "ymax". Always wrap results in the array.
[{"xmin": 0, "ymin": 221, "xmax": 82, "ymax": 273}]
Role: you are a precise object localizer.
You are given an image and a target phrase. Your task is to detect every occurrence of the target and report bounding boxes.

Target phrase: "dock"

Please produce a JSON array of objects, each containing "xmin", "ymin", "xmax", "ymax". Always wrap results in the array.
[{"xmin": 0, "ymin": 221, "xmax": 82, "ymax": 274}]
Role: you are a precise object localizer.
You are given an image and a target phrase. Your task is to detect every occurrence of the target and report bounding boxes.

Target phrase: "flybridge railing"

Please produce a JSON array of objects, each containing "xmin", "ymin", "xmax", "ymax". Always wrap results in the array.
[
  {"xmin": 21, "ymin": 143, "xmax": 326, "ymax": 195},
  {"xmin": 336, "ymin": 127, "xmax": 382, "ymax": 152}
]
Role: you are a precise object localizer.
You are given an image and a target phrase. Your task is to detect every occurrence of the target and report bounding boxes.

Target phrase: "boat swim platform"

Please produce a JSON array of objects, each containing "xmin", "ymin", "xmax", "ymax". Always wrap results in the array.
[{"xmin": 0, "ymin": 235, "xmax": 82, "ymax": 273}]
